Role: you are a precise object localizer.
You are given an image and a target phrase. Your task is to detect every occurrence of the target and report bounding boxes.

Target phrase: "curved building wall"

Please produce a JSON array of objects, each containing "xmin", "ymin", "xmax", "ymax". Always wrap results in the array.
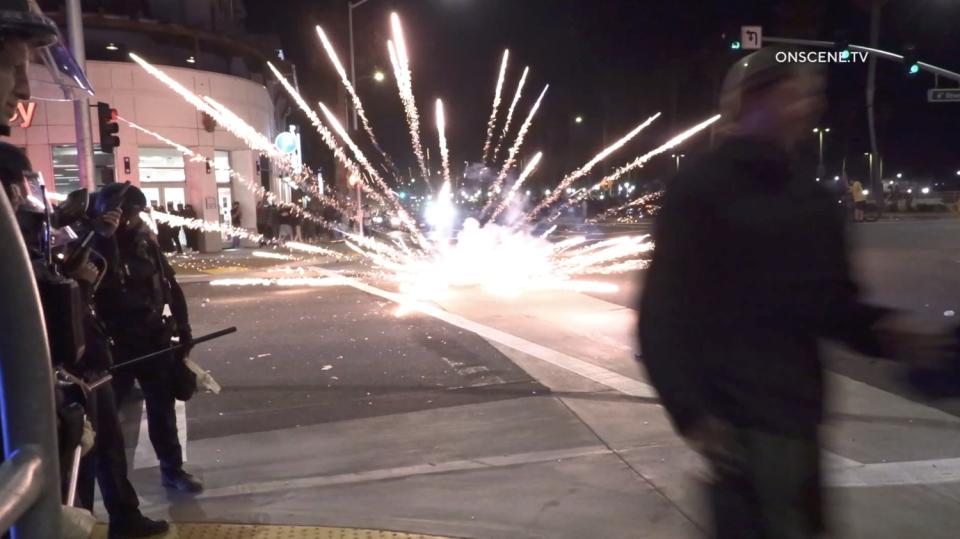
[{"xmin": 10, "ymin": 60, "xmax": 277, "ymax": 251}]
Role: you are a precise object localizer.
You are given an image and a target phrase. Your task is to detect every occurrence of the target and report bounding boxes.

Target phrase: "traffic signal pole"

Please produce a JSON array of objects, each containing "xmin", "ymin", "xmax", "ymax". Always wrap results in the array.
[{"xmin": 66, "ymin": 0, "xmax": 96, "ymax": 190}]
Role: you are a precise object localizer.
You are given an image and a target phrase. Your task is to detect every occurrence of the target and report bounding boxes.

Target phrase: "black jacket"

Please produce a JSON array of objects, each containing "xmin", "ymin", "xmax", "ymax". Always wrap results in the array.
[{"xmin": 639, "ymin": 136, "xmax": 889, "ymax": 438}]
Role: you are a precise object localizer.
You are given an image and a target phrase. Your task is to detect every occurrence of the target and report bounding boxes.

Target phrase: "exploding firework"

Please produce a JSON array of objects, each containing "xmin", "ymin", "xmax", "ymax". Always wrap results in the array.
[
  {"xmin": 491, "ymin": 66, "xmax": 530, "ymax": 164},
  {"xmin": 435, "ymin": 99, "xmax": 453, "ymax": 186},
  {"xmin": 131, "ymin": 14, "xmax": 717, "ymax": 304},
  {"xmin": 481, "ymin": 49, "xmax": 510, "ymax": 164}
]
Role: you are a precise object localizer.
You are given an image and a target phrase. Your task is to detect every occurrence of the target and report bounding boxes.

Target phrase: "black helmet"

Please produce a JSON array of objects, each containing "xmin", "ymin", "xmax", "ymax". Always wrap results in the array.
[
  {"xmin": 0, "ymin": 140, "xmax": 32, "ymax": 188},
  {"xmin": 0, "ymin": 0, "xmax": 59, "ymax": 47},
  {"xmin": 92, "ymin": 182, "xmax": 147, "ymax": 217}
]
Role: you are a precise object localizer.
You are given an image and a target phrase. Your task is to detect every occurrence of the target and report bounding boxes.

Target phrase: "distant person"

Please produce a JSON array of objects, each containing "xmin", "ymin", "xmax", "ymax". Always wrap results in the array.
[
  {"xmin": 278, "ymin": 206, "xmax": 293, "ymax": 240},
  {"xmin": 256, "ymin": 200, "xmax": 269, "ymax": 246},
  {"xmin": 230, "ymin": 201, "xmax": 242, "ymax": 248},
  {"xmin": 182, "ymin": 203, "xmax": 198, "ymax": 251},
  {"xmin": 166, "ymin": 202, "xmax": 182, "ymax": 253},
  {"xmin": 849, "ymin": 178, "xmax": 866, "ymax": 222},
  {"xmin": 638, "ymin": 47, "xmax": 951, "ymax": 539}
]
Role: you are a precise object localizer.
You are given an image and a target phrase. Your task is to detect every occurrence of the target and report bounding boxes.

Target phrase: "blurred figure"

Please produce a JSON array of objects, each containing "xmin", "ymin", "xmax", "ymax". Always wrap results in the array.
[
  {"xmin": 849, "ymin": 178, "xmax": 866, "ymax": 222},
  {"xmin": 166, "ymin": 202, "xmax": 182, "ymax": 253},
  {"xmin": 638, "ymin": 47, "xmax": 950, "ymax": 539},
  {"xmin": 256, "ymin": 199, "xmax": 269, "ymax": 246},
  {"xmin": 230, "ymin": 201, "xmax": 242, "ymax": 248},
  {"xmin": 181, "ymin": 203, "xmax": 198, "ymax": 251}
]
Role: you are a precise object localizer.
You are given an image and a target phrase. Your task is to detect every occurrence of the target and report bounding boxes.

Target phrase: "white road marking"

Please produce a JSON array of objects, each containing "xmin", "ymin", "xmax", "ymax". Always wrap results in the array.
[
  {"xmin": 133, "ymin": 400, "xmax": 188, "ymax": 470},
  {"xmin": 309, "ymin": 267, "xmax": 658, "ymax": 399},
  {"xmin": 145, "ymin": 444, "xmax": 613, "ymax": 503}
]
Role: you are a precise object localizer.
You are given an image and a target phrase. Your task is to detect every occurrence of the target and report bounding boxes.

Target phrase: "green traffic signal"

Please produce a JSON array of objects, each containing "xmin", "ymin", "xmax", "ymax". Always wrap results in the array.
[
  {"xmin": 908, "ymin": 63, "xmax": 920, "ymax": 75},
  {"xmin": 840, "ymin": 50, "xmax": 850, "ymax": 60},
  {"xmin": 731, "ymin": 41, "xmax": 742, "ymax": 50}
]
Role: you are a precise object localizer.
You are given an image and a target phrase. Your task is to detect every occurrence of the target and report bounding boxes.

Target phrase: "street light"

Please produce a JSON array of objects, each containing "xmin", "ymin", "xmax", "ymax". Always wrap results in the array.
[
  {"xmin": 813, "ymin": 127, "xmax": 830, "ymax": 178},
  {"xmin": 897, "ymin": 173, "xmax": 903, "ymax": 179},
  {"xmin": 574, "ymin": 115, "xmax": 584, "ymax": 124},
  {"xmin": 348, "ymin": 0, "xmax": 375, "ymax": 131},
  {"xmin": 373, "ymin": 70, "xmax": 386, "ymax": 83},
  {"xmin": 671, "ymin": 153, "xmax": 685, "ymax": 171}
]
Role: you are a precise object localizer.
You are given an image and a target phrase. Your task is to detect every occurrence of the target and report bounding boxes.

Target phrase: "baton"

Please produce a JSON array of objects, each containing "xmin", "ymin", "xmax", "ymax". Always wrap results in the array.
[{"xmin": 109, "ymin": 326, "xmax": 237, "ymax": 372}]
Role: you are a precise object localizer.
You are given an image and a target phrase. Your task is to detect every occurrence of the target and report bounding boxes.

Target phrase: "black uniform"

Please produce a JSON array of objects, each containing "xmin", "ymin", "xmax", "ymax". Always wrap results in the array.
[{"xmin": 95, "ymin": 223, "xmax": 192, "ymax": 477}]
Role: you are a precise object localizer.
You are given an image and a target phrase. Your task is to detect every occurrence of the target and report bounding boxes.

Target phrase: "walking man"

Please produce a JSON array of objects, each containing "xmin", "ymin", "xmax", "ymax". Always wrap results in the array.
[{"xmin": 639, "ymin": 47, "xmax": 950, "ymax": 539}]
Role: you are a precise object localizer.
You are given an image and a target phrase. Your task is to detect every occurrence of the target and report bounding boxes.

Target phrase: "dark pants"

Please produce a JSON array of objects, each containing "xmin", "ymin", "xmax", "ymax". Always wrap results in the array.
[
  {"xmin": 706, "ymin": 428, "xmax": 824, "ymax": 539},
  {"xmin": 76, "ymin": 382, "xmax": 141, "ymax": 519},
  {"xmin": 171, "ymin": 228, "xmax": 183, "ymax": 254},
  {"xmin": 111, "ymin": 340, "xmax": 184, "ymax": 474}
]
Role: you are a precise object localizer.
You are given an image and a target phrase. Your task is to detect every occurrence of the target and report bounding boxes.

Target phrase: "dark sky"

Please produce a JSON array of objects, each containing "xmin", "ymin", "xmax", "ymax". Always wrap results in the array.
[{"xmin": 245, "ymin": 0, "xmax": 960, "ymax": 190}]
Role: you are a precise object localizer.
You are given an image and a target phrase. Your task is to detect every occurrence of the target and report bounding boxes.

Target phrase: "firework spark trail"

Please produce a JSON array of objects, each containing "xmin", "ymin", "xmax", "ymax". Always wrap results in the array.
[
  {"xmin": 481, "ymin": 84, "xmax": 549, "ymax": 217},
  {"xmin": 601, "ymin": 190, "xmax": 665, "ymax": 219},
  {"xmin": 564, "ymin": 114, "xmax": 723, "ymax": 212},
  {"xmin": 266, "ymin": 61, "xmax": 365, "ymax": 182},
  {"xmin": 489, "ymin": 151, "xmax": 543, "ymax": 222},
  {"xmin": 315, "ymin": 25, "xmax": 396, "ymax": 171},
  {"xmin": 435, "ymin": 99, "xmax": 453, "ymax": 186},
  {"xmin": 490, "ymin": 66, "xmax": 529, "ymax": 165},
  {"xmin": 153, "ymin": 211, "xmax": 346, "ymax": 259},
  {"xmin": 525, "ymin": 112, "xmax": 662, "ymax": 221},
  {"xmin": 119, "ymin": 117, "xmax": 342, "ymax": 228},
  {"xmin": 129, "ymin": 53, "xmax": 295, "ymax": 169},
  {"xmin": 317, "ymin": 101, "xmax": 427, "ymax": 245},
  {"xmin": 389, "ymin": 13, "xmax": 429, "ymax": 181},
  {"xmin": 211, "ymin": 277, "xmax": 346, "ymax": 288},
  {"xmin": 203, "ymin": 97, "xmax": 284, "ymax": 160},
  {"xmin": 481, "ymin": 49, "xmax": 510, "ymax": 164},
  {"xmin": 555, "ymin": 238, "xmax": 654, "ymax": 276}
]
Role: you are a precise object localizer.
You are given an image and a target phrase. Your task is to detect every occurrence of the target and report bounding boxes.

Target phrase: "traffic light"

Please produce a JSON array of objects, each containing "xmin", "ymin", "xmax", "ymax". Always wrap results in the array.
[
  {"xmin": 834, "ymin": 32, "xmax": 851, "ymax": 60},
  {"xmin": 903, "ymin": 46, "xmax": 920, "ymax": 77},
  {"xmin": 96, "ymin": 102, "xmax": 120, "ymax": 154}
]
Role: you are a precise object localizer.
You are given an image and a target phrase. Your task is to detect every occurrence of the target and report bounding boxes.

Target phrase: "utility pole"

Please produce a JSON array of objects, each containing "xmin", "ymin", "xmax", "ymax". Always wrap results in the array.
[
  {"xmin": 66, "ymin": 0, "xmax": 96, "ymax": 190},
  {"xmin": 865, "ymin": 0, "xmax": 885, "ymax": 216}
]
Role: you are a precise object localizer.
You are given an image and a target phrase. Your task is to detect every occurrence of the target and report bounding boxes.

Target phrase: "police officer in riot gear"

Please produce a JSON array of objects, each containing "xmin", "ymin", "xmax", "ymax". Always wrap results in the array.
[
  {"xmin": 0, "ymin": 2, "xmax": 169, "ymax": 536},
  {"xmin": 92, "ymin": 183, "xmax": 204, "ymax": 493},
  {"xmin": 0, "ymin": 155, "xmax": 170, "ymax": 537}
]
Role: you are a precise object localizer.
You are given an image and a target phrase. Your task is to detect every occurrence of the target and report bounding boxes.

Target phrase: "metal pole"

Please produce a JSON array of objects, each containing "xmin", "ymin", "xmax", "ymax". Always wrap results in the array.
[
  {"xmin": 866, "ymin": 1, "xmax": 883, "ymax": 216},
  {"xmin": 356, "ymin": 181, "xmax": 364, "ymax": 237},
  {"xmin": 67, "ymin": 0, "xmax": 96, "ymax": 190},
  {"xmin": 348, "ymin": 2, "xmax": 359, "ymax": 131}
]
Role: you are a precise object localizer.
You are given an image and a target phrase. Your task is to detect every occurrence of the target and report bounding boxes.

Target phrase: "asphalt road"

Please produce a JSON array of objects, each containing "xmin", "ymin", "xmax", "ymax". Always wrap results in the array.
[{"xmin": 178, "ymin": 279, "xmax": 545, "ymax": 441}]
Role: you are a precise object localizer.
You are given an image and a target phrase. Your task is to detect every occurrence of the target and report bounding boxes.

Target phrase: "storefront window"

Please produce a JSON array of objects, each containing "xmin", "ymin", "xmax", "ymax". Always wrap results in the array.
[
  {"xmin": 52, "ymin": 144, "xmax": 116, "ymax": 193},
  {"xmin": 214, "ymin": 150, "xmax": 231, "ymax": 184},
  {"xmin": 139, "ymin": 147, "xmax": 186, "ymax": 183}
]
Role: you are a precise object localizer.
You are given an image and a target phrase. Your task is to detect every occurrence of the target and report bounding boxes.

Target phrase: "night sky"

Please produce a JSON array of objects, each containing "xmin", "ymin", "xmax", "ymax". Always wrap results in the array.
[{"xmin": 245, "ymin": 0, "xmax": 960, "ymax": 191}]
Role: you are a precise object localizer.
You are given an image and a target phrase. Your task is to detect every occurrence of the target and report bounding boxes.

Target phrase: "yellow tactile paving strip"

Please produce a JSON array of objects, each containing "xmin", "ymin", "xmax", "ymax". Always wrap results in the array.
[{"xmin": 91, "ymin": 523, "xmax": 455, "ymax": 539}]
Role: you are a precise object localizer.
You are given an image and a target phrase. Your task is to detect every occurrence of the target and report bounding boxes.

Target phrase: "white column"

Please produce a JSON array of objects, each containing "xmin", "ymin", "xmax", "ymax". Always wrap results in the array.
[{"xmin": 187, "ymin": 145, "xmax": 221, "ymax": 252}]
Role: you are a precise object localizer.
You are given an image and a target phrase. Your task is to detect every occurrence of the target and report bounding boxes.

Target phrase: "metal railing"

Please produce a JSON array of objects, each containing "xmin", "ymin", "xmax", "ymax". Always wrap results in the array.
[{"xmin": 0, "ymin": 190, "xmax": 62, "ymax": 537}]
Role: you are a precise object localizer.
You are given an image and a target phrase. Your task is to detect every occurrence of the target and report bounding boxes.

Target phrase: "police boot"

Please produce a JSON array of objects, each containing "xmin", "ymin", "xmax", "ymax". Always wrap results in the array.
[
  {"xmin": 161, "ymin": 468, "xmax": 204, "ymax": 493},
  {"xmin": 108, "ymin": 513, "xmax": 169, "ymax": 538}
]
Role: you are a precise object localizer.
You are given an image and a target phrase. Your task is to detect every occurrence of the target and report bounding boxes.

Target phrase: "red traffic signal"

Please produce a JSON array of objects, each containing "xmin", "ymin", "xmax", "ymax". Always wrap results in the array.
[{"xmin": 96, "ymin": 101, "xmax": 120, "ymax": 154}]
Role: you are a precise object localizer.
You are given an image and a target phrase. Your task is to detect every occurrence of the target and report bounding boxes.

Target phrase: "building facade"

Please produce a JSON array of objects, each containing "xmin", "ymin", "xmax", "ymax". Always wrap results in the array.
[{"xmin": 22, "ymin": 1, "xmax": 298, "ymax": 251}]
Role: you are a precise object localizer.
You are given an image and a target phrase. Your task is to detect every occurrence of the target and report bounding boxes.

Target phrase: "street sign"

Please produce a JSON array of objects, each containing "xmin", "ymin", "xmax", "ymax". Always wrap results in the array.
[
  {"xmin": 741, "ymin": 26, "xmax": 762, "ymax": 50},
  {"xmin": 928, "ymin": 88, "xmax": 960, "ymax": 103}
]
